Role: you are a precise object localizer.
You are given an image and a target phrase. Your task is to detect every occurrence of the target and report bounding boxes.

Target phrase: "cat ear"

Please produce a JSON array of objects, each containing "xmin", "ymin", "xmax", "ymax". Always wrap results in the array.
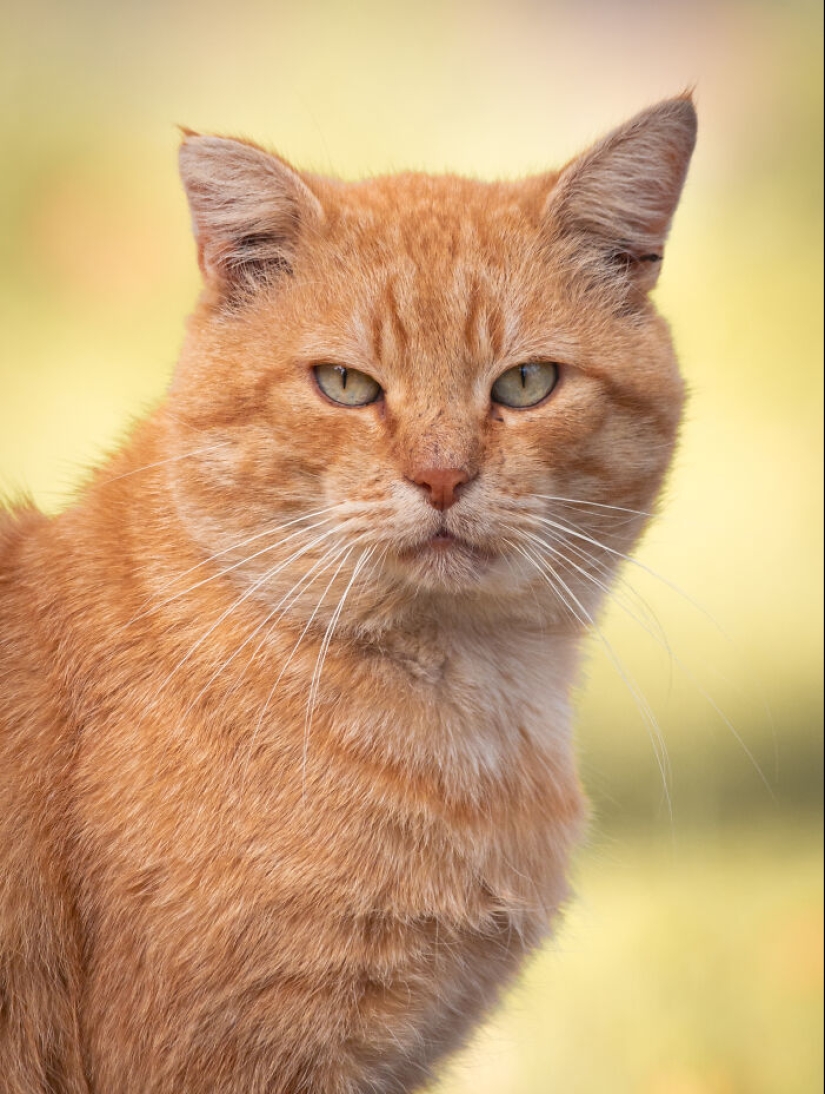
[
  {"xmin": 544, "ymin": 95, "xmax": 697, "ymax": 297},
  {"xmin": 178, "ymin": 132, "xmax": 323, "ymax": 298}
]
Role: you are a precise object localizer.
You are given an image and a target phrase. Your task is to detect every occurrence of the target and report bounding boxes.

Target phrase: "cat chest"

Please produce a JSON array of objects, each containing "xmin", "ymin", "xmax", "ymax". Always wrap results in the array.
[
  {"xmin": 80, "ymin": 623, "xmax": 579, "ymax": 931},
  {"xmin": 94, "ymin": 772, "xmax": 573, "ymax": 1079},
  {"xmin": 77, "ymin": 646, "xmax": 582, "ymax": 1087}
]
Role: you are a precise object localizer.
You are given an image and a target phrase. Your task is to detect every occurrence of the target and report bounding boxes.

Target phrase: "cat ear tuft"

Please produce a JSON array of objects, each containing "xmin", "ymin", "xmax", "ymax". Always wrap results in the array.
[
  {"xmin": 178, "ymin": 133, "xmax": 323, "ymax": 299},
  {"xmin": 544, "ymin": 95, "xmax": 697, "ymax": 297}
]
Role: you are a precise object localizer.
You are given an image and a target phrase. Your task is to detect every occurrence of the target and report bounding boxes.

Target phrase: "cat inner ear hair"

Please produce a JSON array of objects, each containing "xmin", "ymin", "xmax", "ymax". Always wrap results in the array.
[
  {"xmin": 543, "ymin": 94, "xmax": 697, "ymax": 300},
  {"xmin": 178, "ymin": 132, "xmax": 324, "ymax": 301}
]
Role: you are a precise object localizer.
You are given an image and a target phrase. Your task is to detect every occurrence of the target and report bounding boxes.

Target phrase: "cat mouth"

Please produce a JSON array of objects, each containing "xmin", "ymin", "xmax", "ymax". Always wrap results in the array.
[
  {"xmin": 390, "ymin": 528, "xmax": 501, "ymax": 592},
  {"xmin": 398, "ymin": 531, "xmax": 466, "ymax": 557},
  {"xmin": 401, "ymin": 528, "xmax": 495, "ymax": 562},
  {"xmin": 426, "ymin": 530, "xmax": 459, "ymax": 550}
]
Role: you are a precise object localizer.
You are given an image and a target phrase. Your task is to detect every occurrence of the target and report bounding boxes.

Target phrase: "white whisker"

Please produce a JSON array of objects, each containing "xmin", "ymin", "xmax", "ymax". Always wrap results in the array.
[
  {"xmin": 151, "ymin": 524, "xmax": 352, "ymax": 706},
  {"xmin": 520, "ymin": 524, "xmax": 675, "ymax": 660},
  {"xmin": 302, "ymin": 544, "xmax": 376, "ymax": 794},
  {"xmin": 238, "ymin": 533, "xmax": 374, "ymax": 793},
  {"xmin": 529, "ymin": 493, "xmax": 654, "ymax": 520},
  {"xmin": 531, "ymin": 512, "xmax": 728, "ymax": 633},
  {"xmin": 517, "ymin": 512, "xmax": 774, "ymax": 801},
  {"xmin": 176, "ymin": 532, "xmax": 362, "ymax": 721},
  {"xmin": 511, "ymin": 533, "xmax": 673, "ymax": 816},
  {"xmin": 126, "ymin": 505, "xmax": 343, "ymax": 625},
  {"xmin": 96, "ymin": 442, "xmax": 233, "ymax": 486}
]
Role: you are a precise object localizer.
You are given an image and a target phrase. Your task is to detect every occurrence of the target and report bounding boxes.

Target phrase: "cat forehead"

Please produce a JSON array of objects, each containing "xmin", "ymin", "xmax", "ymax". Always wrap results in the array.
[
  {"xmin": 271, "ymin": 174, "xmax": 571, "ymax": 374},
  {"xmin": 315, "ymin": 172, "xmax": 552, "ymax": 254},
  {"xmin": 299, "ymin": 172, "xmax": 557, "ymax": 343},
  {"xmin": 293, "ymin": 178, "xmax": 533, "ymax": 362}
]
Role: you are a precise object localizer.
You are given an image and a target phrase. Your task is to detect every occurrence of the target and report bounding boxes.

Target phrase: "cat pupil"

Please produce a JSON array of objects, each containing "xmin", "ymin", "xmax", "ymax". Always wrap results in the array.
[
  {"xmin": 339, "ymin": 367, "xmax": 348, "ymax": 390},
  {"xmin": 520, "ymin": 365, "xmax": 528, "ymax": 387}
]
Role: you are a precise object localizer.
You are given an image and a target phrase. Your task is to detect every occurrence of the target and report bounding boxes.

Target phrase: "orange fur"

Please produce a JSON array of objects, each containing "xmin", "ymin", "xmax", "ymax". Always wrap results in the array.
[{"xmin": 0, "ymin": 97, "xmax": 696, "ymax": 1092}]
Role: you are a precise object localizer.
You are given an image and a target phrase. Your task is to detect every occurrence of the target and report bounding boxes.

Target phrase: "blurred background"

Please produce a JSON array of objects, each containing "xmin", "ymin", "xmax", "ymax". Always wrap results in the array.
[{"xmin": 1, "ymin": 0, "xmax": 821, "ymax": 1090}]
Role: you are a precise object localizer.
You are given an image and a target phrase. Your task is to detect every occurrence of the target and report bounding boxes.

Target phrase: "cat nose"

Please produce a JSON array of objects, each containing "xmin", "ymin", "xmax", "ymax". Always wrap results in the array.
[{"xmin": 409, "ymin": 466, "xmax": 472, "ymax": 510}]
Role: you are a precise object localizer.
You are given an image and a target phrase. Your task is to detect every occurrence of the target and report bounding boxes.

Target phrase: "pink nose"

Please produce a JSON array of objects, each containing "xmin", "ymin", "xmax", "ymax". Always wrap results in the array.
[{"xmin": 409, "ymin": 466, "xmax": 471, "ymax": 510}]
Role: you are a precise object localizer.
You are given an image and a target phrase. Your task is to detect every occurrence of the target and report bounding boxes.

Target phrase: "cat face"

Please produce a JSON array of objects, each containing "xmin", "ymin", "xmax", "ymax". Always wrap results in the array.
[{"xmin": 167, "ymin": 100, "xmax": 694, "ymax": 628}]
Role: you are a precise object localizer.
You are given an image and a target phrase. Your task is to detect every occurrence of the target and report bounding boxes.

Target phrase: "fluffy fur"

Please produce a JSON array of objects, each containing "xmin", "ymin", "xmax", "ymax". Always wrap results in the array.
[{"xmin": 0, "ymin": 97, "xmax": 696, "ymax": 1093}]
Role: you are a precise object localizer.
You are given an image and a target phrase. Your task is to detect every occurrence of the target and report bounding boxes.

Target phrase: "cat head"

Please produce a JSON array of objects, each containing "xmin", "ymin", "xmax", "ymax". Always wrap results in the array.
[{"xmin": 166, "ymin": 97, "xmax": 695, "ymax": 630}]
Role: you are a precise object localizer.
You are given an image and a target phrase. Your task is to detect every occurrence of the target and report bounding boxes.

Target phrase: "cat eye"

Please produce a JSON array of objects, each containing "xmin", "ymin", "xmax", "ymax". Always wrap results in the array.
[
  {"xmin": 313, "ymin": 364, "xmax": 382, "ymax": 407},
  {"xmin": 491, "ymin": 362, "xmax": 558, "ymax": 409}
]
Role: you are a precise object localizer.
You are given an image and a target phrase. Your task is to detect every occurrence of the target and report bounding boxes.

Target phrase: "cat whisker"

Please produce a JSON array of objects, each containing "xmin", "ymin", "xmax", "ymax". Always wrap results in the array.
[
  {"xmin": 509, "ymin": 533, "xmax": 674, "ymax": 814},
  {"xmin": 121, "ymin": 503, "xmax": 337, "ymax": 625},
  {"xmin": 527, "ymin": 493, "xmax": 654, "ymax": 521},
  {"xmin": 520, "ymin": 521, "xmax": 675, "ymax": 659},
  {"xmin": 529, "ymin": 508, "xmax": 756, "ymax": 714},
  {"xmin": 95, "ymin": 441, "xmax": 233, "ymax": 486},
  {"xmin": 519, "ymin": 514, "xmax": 775, "ymax": 801},
  {"xmin": 302, "ymin": 544, "xmax": 376, "ymax": 796},
  {"xmin": 240, "ymin": 534, "xmax": 374, "ymax": 794},
  {"xmin": 527, "ymin": 524, "xmax": 774, "ymax": 798},
  {"xmin": 177, "ymin": 533, "xmax": 369, "ymax": 723},
  {"xmin": 126, "ymin": 505, "xmax": 344, "ymax": 626},
  {"xmin": 218, "ymin": 522, "xmax": 387, "ymax": 712},
  {"xmin": 151, "ymin": 524, "xmax": 357, "ymax": 709},
  {"xmin": 229, "ymin": 507, "xmax": 396, "ymax": 704},
  {"xmin": 530, "ymin": 511, "xmax": 727, "ymax": 632}
]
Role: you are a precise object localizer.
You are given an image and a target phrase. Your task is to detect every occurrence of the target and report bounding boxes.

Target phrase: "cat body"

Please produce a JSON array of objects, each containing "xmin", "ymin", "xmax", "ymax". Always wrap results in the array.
[{"xmin": 0, "ymin": 98, "xmax": 695, "ymax": 1092}]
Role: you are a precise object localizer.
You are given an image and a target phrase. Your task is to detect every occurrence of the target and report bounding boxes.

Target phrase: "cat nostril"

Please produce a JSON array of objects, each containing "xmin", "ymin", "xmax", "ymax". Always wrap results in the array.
[{"xmin": 409, "ymin": 467, "xmax": 472, "ymax": 511}]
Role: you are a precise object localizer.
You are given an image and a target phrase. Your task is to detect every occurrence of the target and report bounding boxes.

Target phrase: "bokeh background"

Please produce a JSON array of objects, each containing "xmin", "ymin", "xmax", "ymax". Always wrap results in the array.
[{"xmin": 1, "ymin": 0, "xmax": 822, "ymax": 1090}]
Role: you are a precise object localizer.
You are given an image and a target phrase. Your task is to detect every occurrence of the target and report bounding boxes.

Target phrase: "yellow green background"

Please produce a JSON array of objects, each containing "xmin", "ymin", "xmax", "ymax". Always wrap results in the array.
[{"xmin": 1, "ymin": 1, "xmax": 821, "ymax": 1091}]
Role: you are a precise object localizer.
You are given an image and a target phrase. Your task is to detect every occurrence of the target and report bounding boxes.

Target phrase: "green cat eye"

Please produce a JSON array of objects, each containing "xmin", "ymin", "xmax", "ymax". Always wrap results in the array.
[
  {"xmin": 314, "ymin": 364, "xmax": 382, "ymax": 407},
  {"xmin": 491, "ymin": 362, "xmax": 558, "ymax": 409}
]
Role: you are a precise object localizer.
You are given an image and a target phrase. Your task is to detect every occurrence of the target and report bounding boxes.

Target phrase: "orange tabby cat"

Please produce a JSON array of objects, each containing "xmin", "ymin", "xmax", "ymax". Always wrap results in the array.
[{"xmin": 0, "ymin": 97, "xmax": 695, "ymax": 1093}]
